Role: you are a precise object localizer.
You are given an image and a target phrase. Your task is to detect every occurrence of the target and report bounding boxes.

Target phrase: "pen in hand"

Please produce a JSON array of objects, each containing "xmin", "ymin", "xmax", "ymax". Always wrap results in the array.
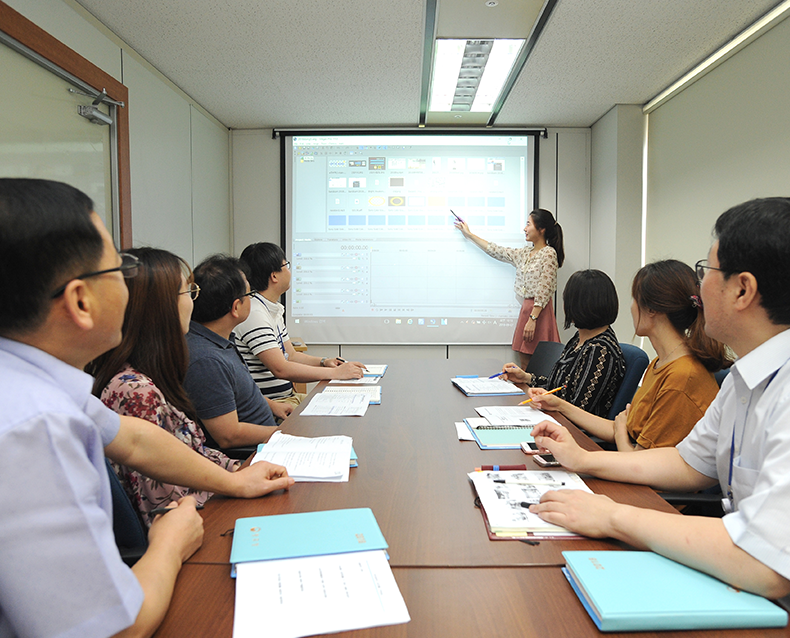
[
  {"xmin": 148, "ymin": 503, "xmax": 205, "ymax": 518},
  {"xmin": 451, "ymin": 209, "xmax": 464, "ymax": 223},
  {"xmin": 519, "ymin": 385, "xmax": 565, "ymax": 405},
  {"xmin": 488, "ymin": 372, "xmax": 505, "ymax": 379}
]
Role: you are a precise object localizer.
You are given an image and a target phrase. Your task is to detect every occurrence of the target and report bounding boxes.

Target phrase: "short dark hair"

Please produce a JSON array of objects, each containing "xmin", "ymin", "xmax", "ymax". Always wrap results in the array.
[
  {"xmin": 714, "ymin": 198, "xmax": 790, "ymax": 325},
  {"xmin": 562, "ymin": 270, "xmax": 618, "ymax": 330},
  {"xmin": 190, "ymin": 255, "xmax": 248, "ymax": 323},
  {"xmin": 239, "ymin": 242, "xmax": 286, "ymax": 292},
  {"xmin": 0, "ymin": 178, "xmax": 103, "ymax": 336}
]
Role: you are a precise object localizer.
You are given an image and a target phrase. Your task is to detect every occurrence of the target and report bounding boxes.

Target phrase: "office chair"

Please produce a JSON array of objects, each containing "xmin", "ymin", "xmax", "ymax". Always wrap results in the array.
[
  {"xmin": 105, "ymin": 458, "xmax": 148, "ymax": 566},
  {"xmin": 714, "ymin": 367, "xmax": 730, "ymax": 387},
  {"xmin": 524, "ymin": 341, "xmax": 565, "ymax": 380},
  {"xmin": 606, "ymin": 343, "xmax": 650, "ymax": 420}
]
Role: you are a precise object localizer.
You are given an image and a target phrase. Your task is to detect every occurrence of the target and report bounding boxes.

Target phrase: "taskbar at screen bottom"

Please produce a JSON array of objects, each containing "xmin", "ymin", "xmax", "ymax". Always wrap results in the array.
[{"xmin": 289, "ymin": 316, "xmax": 517, "ymax": 345}]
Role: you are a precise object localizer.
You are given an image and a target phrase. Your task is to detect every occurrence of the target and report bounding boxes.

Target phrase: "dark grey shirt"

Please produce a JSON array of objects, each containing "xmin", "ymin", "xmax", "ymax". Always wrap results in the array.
[{"xmin": 184, "ymin": 321, "xmax": 275, "ymax": 448}]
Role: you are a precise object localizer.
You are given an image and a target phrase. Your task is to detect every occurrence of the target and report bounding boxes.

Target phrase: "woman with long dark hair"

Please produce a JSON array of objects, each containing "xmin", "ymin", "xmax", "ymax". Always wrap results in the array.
[
  {"xmin": 456, "ymin": 208, "xmax": 565, "ymax": 368},
  {"xmin": 529, "ymin": 259, "xmax": 732, "ymax": 451},
  {"xmin": 88, "ymin": 248, "xmax": 285, "ymax": 524}
]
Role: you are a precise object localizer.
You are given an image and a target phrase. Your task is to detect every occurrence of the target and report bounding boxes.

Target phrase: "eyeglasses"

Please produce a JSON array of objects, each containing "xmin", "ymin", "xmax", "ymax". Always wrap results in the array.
[
  {"xmin": 179, "ymin": 283, "xmax": 200, "ymax": 300},
  {"xmin": 51, "ymin": 252, "xmax": 140, "ymax": 298},
  {"xmin": 281, "ymin": 260, "xmax": 290, "ymax": 270},
  {"xmin": 695, "ymin": 259, "xmax": 725, "ymax": 284},
  {"xmin": 239, "ymin": 289, "xmax": 258, "ymax": 299}
]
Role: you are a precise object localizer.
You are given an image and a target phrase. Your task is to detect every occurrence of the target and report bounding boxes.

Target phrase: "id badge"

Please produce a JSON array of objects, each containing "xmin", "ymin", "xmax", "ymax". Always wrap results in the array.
[{"xmin": 721, "ymin": 497, "xmax": 734, "ymax": 514}]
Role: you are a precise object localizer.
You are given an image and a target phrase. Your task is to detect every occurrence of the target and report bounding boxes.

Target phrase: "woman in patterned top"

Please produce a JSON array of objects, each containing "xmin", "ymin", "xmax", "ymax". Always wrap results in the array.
[
  {"xmin": 501, "ymin": 270, "xmax": 625, "ymax": 418},
  {"xmin": 88, "ymin": 248, "xmax": 282, "ymax": 525},
  {"xmin": 456, "ymin": 208, "xmax": 565, "ymax": 368},
  {"xmin": 528, "ymin": 260, "xmax": 733, "ymax": 451}
]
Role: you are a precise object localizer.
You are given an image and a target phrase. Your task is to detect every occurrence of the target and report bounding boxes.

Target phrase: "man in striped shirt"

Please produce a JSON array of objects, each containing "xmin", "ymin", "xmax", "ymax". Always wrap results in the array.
[{"xmin": 235, "ymin": 243, "xmax": 364, "ymax": 408}]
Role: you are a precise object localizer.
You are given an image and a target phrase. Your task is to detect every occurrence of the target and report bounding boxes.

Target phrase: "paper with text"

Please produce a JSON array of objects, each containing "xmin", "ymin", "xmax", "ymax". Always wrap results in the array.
[
  {"xmin": 300, "ymin": 392, "xmax": 369, "ymax": 416},
  {"xmin": 252, "ymin": 431, "xmax": 352, "ymax": 482}
]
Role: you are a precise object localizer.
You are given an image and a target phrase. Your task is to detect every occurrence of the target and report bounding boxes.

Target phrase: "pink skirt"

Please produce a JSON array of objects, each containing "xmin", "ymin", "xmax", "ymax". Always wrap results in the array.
[{"xmin": 512, "ymin": 298, "xmax": 560, "ymax": 354}]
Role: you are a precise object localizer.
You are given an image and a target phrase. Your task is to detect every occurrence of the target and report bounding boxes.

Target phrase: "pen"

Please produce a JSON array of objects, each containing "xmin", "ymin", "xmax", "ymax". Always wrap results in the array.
[
  {"xmin": 519, "ymin": 500, "xmax": 540, "ymax": 507},
  {"xmin": 148, "ymin": 503, "xmax": 205, "ymax": 517},
  {"xmin": 336, "ymin": 357, "xmax": 346, "ymax": 363},
  {"xmin": 518, "ymin": 384, "xmax": 565, "ymax": 405},
  {"xmin": 476, "ymin": 464, "xmax": 527, "ymax": 471},
  {"xmin": 450, "ymin": 209, "xmax": 464, "ymax": 223},
  {"xmin": 493, "ymin": 479, "xmax": 565, "ymax": 486},
  {"xmin": 488, "ymin": 371, "xmax": 505, "ymax": 379}
]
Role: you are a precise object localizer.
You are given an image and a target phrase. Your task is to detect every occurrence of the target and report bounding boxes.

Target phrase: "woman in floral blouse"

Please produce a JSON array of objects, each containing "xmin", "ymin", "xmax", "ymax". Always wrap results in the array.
[
  {"xmin": 88, "ymin": 247, "xmax": 241, "ymax": 526},
  {"xmin": 456, "ymin": 208, "xmax": 565, "ymax": 368}
]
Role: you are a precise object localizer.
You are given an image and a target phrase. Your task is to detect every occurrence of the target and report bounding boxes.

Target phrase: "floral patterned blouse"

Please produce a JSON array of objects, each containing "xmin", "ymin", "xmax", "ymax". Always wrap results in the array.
[
  {"xmin": 100, "ymin": 364, "xmax": 240, "ymax": 527},
  {"xmin": 485, "ymin": 243, "xmax": 558, "ymax": 307}
]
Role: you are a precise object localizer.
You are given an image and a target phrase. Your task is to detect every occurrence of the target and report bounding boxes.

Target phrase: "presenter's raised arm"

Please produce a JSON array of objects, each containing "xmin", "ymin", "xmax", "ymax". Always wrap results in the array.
[{"xmin": 454, "ymin": 221, "xmax": 490, "ymax": 251}]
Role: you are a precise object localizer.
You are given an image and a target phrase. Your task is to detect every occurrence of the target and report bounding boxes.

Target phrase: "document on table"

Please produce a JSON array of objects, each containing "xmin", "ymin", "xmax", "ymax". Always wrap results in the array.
[
  {"xmin": 322, "ymin": 385, "xmax": 381, "ymax": 404},
  {"xmin": 300, "ymin": 391, "xmax": 369, "ymax": 416},
  {"xmin": 474, "ymin": 405, "xmax": 560, "ymax": 428},
  {"xmin": 451, "ymin": 377, "xmax": 524, "ymax": 396},
  {"xmin": 362, "ymin": 364, "xmax": 388, "ymax": 376},
  {"xmin": 251, "ymin": 431, "xmax": 352, "ymax": 482},
  {"xmin": 328, "ymin": 376, "xmax": 382, "ymax": 384},
  {"xmin": 469, "ymin": 469, "xmax": 592, "ymax": 535},
  {"xmin": 455, "ymin": 421, "xmax": 476, "ymax": 441},
  {"xmin": 233, "ymin": 550, "xmax": 410, "ymax": 638}
]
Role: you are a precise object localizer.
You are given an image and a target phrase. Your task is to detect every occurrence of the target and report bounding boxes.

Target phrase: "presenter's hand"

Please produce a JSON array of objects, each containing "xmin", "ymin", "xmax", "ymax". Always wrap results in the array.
[
  {"xmin": 332, "ymin": 361, "xmax": 365, "ymax": 379},
  {"xmin": 454, "ymin": 220, "xmax": 472, "ymax": 238},
  {"xmin": 523, "ymin": 317, "xmax": 536, "ymax": 342},
  {"xmin": 147, "ymin": 496, "xmax": 204, "ymax": 563},
  {"xmin": 529, "ymin": 490, "xmax": 621, "ymax": 539},
  {"xmin": 531, "ymin": 420, "xmax": 587, "ymax": 471},
  {"xmin": 230, "ymin": 460, "xmax": 295, "ymax": 498},
  {"xmin": 501, "ymin": 362, "xmax": 530, "ymax": 383}
]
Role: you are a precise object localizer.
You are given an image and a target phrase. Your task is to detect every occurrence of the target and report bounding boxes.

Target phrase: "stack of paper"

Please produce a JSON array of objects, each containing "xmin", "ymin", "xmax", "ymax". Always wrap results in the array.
[
  {"xmin": 474, "ymin": 405, "xmax": 560, "ymax": 427},
  {"xmin": 322, "ymin": 385, "xmax": 381, "ymax": 404},
  {"xmin": 362, "ymin": 364, "xmax": 387, "ymax": 377},
  {"xmin": 231, "ymin": 509, "xmax": 410, "ymax": 638},
  {"xmin": 328, "ymin": 376, "xmax": 381, "ymax": 385},
  {"xmin": 451, "ymin": 376, "xmax": 524, "ymax": 396},
  {"xmin": 468, "ymin": 469, "xmax": 592, "ymax": 537},
  {"xmin": 300, "ymin": 391, "xmax": 369, "ymax": 416},
  {"xmin": 252, "ymin": 431, "xmax": 353, "ymax": 482}
]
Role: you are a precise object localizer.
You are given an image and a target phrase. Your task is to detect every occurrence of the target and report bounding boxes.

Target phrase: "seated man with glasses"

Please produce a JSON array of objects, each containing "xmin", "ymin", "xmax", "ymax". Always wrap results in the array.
[
  {"xmin": 529, "ymin": 197, "xmax": 790, "ymax": 602},
  {"xmin": 0, "ymin": 179, "xmax": 293, "ymax": 638},
  {"xmin": 234, "ymin": 242, "xmax": 365, "ymax": 408},
  {"xmin": 184, "ymin": 255, "xmax": 288, "ymax": 450}
]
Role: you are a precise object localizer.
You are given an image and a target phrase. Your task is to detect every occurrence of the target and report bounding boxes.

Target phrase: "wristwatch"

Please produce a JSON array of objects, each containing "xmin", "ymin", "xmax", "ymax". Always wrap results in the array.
[
  {"xmin": 529, "ymin": 314, "xmax": 538, "ymax": 321},
  {"xmin": 320, "ymin": 357, "xmax": 327, "ymax": 367}
]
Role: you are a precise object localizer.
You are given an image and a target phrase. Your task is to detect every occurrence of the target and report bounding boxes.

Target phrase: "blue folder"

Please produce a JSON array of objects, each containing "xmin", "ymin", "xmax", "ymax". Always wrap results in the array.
[
  {"xmin": 562, "ymin": 550, "xmax": 788, "ymax": 632},
  {"xmin": 230, "ymin": 507, "xmax": 387, "ymax": 566}
]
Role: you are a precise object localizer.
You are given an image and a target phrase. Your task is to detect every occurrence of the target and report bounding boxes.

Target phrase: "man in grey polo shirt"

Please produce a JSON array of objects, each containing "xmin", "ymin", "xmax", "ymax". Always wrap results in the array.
[{"xmin": 184, "ymin": 255, "xmax": 288, "ymax": 449}]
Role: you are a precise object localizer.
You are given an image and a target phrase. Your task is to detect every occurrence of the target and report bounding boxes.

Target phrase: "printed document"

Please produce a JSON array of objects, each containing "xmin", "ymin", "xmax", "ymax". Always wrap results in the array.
[
  {"xmin": 300, "ymin": 392, "xmax": 369, "ymax": 416},
  {"xmin": 252, "ymin": 431, "xmax": 352, "ymax": 482},
  {"xmin": 233, "ymin": 550, "xmax": 410, "ymax": 638},
  {"xmin": 322, "ymin": 385, "xmax": 381, "ymax": 404},
  {"xmin": 474, "ymin": 405, "xmax": 560, "ymax": 427}
]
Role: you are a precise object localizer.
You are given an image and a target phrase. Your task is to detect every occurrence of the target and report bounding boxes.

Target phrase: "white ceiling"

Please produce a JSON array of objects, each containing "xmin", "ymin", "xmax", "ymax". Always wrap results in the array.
[{"xmin": 74, "ymin": 0, "xmax": 781, "ymax": 130}]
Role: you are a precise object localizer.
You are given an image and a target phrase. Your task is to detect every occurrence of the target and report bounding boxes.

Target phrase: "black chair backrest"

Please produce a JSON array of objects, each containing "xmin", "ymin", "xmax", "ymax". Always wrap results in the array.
[
  {"xmin": 607, "ymin": 343, "xmax": 650, "ymax": 420},
  {"xmin": 714, "ymin": 367, "xmax": 730, "ymax": 387},
  {"xmin": 524, "ymin": 340, "xmax": 565, "ymax": 379}
]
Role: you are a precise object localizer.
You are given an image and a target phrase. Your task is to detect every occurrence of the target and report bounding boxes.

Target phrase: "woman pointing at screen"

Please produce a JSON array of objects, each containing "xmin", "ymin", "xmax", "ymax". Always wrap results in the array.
[{"xmin": 456, "ymin": 208, "xmax": 564, "ymax": 368}]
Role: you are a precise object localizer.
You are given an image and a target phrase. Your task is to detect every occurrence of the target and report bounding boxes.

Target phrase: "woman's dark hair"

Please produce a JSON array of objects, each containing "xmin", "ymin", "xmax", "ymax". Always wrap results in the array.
[
  {"xmin": 530, "ymin": 208, "xmax": 565, "ymax": 267},
  {"xmin": 87, "ymin": 247, "xmax": 198, "ymax": 420},
  {"xmin": 714, "ymin": 197, "xmax": 790, "ymax": 325},
  {"xmin": 563, "ymin": 270, "xmax": 618, "ymax": 330},
  {"xmin": 239, "ymin": 242, "xmax": 286, "ymax": 292},
  {"xmin": 190, "ymin": 255, "xmax": 248, "ymax": 323},
  {"xmin": 0, "ymin": 178, "xmax": 103, "ymax": 336},
  {"xmin": 632, "ymin": 259, "xmax": 731, "ymax": 372}
]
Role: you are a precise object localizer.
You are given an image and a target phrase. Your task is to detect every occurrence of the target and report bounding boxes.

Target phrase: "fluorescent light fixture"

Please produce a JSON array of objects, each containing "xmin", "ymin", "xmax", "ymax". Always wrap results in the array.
[
  {"xmin": 429, "ymin": 38, "xmax": 524, "ymax": 113},
  {"xmin": 644, "ymin": 0, "xmax": 790, "ymax": 113}
]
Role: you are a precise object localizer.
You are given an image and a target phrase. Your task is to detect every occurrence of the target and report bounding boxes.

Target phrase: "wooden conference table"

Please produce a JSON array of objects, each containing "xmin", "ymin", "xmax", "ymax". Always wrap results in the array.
[{"xmin": 154, "ymin": 359, "xmax": 789, "ymax": 638}]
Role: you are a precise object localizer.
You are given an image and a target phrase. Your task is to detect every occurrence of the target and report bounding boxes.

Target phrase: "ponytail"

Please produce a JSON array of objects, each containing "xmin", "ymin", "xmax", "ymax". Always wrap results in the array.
[
  {"xmin": 530, "ymin": 208, "xmax": 565, "ymax": 267},
  {"xmin": 632, "ymin": 260, "xmax": 733, "ymax": 372}
]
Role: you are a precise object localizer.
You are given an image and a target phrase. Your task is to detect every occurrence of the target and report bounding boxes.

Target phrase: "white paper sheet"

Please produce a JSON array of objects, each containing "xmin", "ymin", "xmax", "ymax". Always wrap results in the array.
[
  {"xmin": 252, "ymin": 431, "xmax": 352, "ymax": 482},
  {"xmin": 455, "ymin": 421, "xmax": 476, "ymax": 441},
  {"xmin": 233, "ymin": 550, "xmax": 410, "ymax": 638},
  {"xmin": 474, "ymin": 405, "xmax": 560, "ymax": 427},
  {"xmin": 300, "ymin": 392, "xmax": 369, "ymax": 416},
  {"xmin": 328, "ymin": 376, "xmax": 382, "ymax": 385},
  {"xmin": 322, "ymin": 386, "xmax": 381, "ymax": 404},
  {"xmin": 451, "ymin": 377, "xmax": 524, "ymax": 395}
]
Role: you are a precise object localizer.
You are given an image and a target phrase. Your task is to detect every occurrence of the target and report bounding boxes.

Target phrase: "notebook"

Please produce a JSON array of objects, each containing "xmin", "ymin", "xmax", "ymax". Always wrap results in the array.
[
  {"xmin": 465, "ymin": 418, "xmax": 535, "ymax": 449},
  {"xmin": 562, "ymin": 550, "xmax": 788, "ymax": 632}
]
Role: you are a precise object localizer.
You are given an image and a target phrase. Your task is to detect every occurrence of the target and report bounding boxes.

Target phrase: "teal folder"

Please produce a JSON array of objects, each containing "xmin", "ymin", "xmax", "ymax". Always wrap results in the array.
[
  {"xmin": 230, "ymin": 507, "xmax": 387, "ymax": 566},
  {"xmin": 562, "ymin": 550, "xmax": 788, "ymax": 632},
  {"xmin": 465, "ymin": 419, "xmax": 534, "ymax": 450}
]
